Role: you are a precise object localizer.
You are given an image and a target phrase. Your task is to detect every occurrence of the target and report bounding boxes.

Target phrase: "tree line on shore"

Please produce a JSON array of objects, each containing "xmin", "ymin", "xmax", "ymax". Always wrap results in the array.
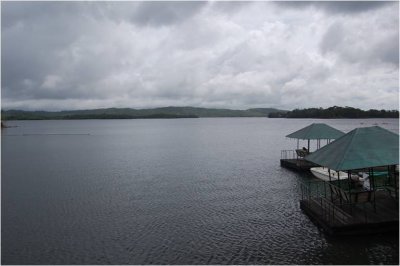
[
  {"xmin": 1, "ymin": 107, "xmax": 284, "ymax": 120},
  {"xmin": 268, "ymin": 106, "xmax": 399, "ymax": 118},
  {"xmin": 1, "ymin": 106, "xmax": 398, "ymax": 120}
]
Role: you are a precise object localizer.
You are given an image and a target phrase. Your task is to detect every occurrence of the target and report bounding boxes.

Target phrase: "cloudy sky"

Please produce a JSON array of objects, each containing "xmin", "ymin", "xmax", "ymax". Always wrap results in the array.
[{"xmin": 1, "ymin": 1, "xmax": 399, "ymax": 111}]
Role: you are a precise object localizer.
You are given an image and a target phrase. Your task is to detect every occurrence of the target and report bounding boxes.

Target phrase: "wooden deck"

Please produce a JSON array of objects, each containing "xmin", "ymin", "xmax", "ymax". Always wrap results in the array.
[{"xmin": 300, "ymin": 190, "xmax": 399, "ymax": 235}]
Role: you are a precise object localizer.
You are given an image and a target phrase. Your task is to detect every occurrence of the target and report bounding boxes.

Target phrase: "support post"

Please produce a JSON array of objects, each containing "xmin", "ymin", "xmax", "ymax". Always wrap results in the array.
[
  {"xmin": 329, "ymin": 169, "xmax": 333, "ymax": 203},
  {"xmin": 370, "ymin": 168, "xmax": 376, "ymax": 212},
  {"xmin": 348, "ymin": 171, "xmax": 352, "ymax": 209},
  {"xmin": 337, "ymin": 170, "xmax": 342, "ymax": 205}
]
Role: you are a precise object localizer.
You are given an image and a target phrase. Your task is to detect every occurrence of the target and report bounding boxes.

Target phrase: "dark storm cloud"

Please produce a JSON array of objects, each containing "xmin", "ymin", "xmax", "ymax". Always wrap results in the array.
[
  {"xmin": 320, "ymin": 17, "xmax": 399, "ymax": 66},
  {"xmin": 1, "ymin": 1, "xmax": 398, "ymax": 111},
  {"xmin": 275, "ymin": 1, "xmax": 393, "ymax": 14},
  {"xmin": 378, "ymin": 38, "xmax": 400, "ymax": 66},
  {"xmin": 131, "ymin": 1, "xmax": 207, "ymax": 26},
  {"xmin": 2, "ymin": 2, "xmax": 91, "ymax": 101},
  {"xmin": 1, "ymin": 1, "xmax": 87, "ymax": 29},
  {"xmin": 320, "ymin": 1, "xmax": 393, "ymax": 14},
  {"xmin": 211, "ymin": 1, "xmax": 254, "ymax": 13}
]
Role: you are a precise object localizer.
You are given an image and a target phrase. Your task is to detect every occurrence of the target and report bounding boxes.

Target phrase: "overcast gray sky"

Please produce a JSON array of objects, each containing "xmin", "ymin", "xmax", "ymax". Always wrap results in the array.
[{"xmin": 1, "ymin": 1, "xmax": 399, "ymax": 111}]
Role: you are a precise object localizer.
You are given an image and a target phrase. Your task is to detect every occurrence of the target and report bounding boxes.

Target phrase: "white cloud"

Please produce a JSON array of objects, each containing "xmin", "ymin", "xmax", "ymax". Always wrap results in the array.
[
  {"xmin": 1, "ymin": 1, "xmax": 398, "ymax": 111},
  {"xmin": 41, "ymin": 75, "xmax": 62, "ymax": 89}
]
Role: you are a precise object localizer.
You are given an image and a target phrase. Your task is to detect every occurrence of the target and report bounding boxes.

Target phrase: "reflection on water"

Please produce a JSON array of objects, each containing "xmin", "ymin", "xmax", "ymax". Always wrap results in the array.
[{"xmin": 2, "ymin": 118, "xmax": 399, "ymax": 264}]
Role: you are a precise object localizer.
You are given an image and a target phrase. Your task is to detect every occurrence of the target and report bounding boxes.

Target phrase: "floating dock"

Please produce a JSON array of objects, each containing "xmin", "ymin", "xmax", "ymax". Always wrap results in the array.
[
  {"xmin": 299, "ymin": 126, "xmax": 399, "ymax": 235},
  {"xmin": 280, "ymin": 150, "xmax": 318, "ymax": 171},
  {"xmin": 281, "ymin": 125, "xmax": 399, "ymax": 236},
  {"xmin": 300, "ymin": 189, "xmax": 399, "ymax": 235},
  {"xmin": 280, "ymin": 158, "xmax": 318, "ymax": 171},
  {"xmin": 281, "ymin": 123, "xmax": 344, "ymax": 173}
]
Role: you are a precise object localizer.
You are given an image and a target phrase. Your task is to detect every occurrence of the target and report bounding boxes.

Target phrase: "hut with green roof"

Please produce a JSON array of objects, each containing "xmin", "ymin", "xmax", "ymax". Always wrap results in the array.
[
  {"xmin": 300, "ymin": 126, "xmax": 399, "ymax": 235},
  {"xmin": 286, "ymin": 123, "xmax": 345, "ymax": 152},
  {"xmin": 281, "ymin": 123, "xmax": 344, "ymax": 171},
  {"xmin": 305, "ymin": 126, "xmax": 398, "ymax": 171},
  {"xmin": 305, "ymin": 126, "xmax": 399, "ymax": 202}
]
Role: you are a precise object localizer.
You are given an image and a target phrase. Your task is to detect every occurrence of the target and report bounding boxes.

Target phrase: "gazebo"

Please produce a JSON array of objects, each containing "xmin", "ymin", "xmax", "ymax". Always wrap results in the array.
[
  {"xmin": 305, "ymin": 126, "xmax": 399, "ymax": 204},
  {"xmin": 299, "ymin": 126, "xmax": 398, "ymax": 235},
  {"xmin": 286, "ymin": 123, "xmax": 344, "ymax": 156},
  {"xmin": 280, "ymin": 123, "xmax": 344, "ymax": 171}
]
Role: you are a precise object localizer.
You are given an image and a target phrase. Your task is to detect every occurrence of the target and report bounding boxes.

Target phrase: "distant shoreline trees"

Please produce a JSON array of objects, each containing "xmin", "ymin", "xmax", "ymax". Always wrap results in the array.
[
  {"xmin": 268, "ymin": 106, "xmax": 399, "ymax": 118},
  {"xmin": 0, "ymin": 107, "xmax": 285, "ymax": 120},
  {"xmin": 1, "ymin": 106, "xmax": 398, "ymax": 120}
]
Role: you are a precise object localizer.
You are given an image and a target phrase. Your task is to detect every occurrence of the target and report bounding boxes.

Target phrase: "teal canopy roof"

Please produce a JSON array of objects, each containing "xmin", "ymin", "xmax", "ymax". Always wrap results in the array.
[
  {"xmin": 305, "ymin": 126, "xmax": 399, "ymax": 171},
  {"xmin": 286, "ymin": 123, "xmax": 344, "ymax": 140}
]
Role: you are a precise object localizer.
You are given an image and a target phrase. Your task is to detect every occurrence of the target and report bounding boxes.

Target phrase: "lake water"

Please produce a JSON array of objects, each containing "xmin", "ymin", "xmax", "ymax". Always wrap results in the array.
[{"xmin": 2, "ymin": 118, "xmax": 399, "ymax": 265}]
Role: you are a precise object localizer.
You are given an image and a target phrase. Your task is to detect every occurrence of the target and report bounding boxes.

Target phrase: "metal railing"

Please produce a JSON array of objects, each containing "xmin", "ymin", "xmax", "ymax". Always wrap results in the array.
[
  {"xmin": 301, "ymin": 180, "xmax": 328, "ymax": 198},
  {"xmin": 309, "ymin": 196, "xmax": 352, "ymax": 225},
  {"xmin": 301, "ymin": 180, "xmax": 374, "ymax": 225},
  {"xmin": 281, "ymin": 150, "xmax": 296, "ymax": 160}
]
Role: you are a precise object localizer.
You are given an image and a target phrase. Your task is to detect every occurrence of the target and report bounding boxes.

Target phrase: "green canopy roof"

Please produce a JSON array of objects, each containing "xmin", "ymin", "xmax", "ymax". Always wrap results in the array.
[
  {"xmin": 305, "ymin": 126, "xmax": 399, "ymax": 171},
  {"xmin": 286, "ymin": 123, "xmax": 344, "ymax": 140}
]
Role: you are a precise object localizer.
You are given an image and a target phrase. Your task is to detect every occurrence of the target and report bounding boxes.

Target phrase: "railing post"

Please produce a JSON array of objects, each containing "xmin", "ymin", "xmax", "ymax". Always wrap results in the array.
[
  {"xmin": 301, "ymin": 183, "xmax": 303, "ymax": 200},
  {"xmin": 364, "ymin": 203, "xmax": 367, "ymax": 223},
  {"xmin": 319, "ymin": 197, "xmax": 325, "ymax": 217}
]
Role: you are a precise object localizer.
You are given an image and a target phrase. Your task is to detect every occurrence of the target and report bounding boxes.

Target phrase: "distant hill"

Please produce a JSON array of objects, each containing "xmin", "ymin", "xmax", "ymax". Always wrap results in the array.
[
  {"xmin": 268, "ymin": 106, "xmax": 399, "ymax": 118},
  {"xmin": 3, "ymin": 106, "xmax": 397, "ymax": 120},
  {"xmin": 1, "ymin": 107, "xmax": 288, "ymax": 120}
]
